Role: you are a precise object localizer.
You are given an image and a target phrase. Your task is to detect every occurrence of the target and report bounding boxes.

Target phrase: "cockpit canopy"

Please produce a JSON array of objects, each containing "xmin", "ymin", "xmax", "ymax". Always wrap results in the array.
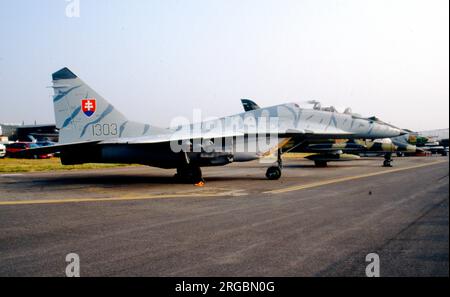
[
  {"xmin": 296, "ymin": 100, "xmax": 402, "ymax": 130},
  {"xmin": 298, "ymin": 100, "xmax": 362, "ymax": 117}
]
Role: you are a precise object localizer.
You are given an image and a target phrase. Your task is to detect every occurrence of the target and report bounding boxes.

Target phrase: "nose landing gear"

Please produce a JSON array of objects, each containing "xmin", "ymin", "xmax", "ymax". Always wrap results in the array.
[
  {"xmin": 266, "ymin": 149, "xmax": 283, "ymax": 180},
  {"xmin": 266, "ymin": 166, "xmax": 282, "ymax": 180}
]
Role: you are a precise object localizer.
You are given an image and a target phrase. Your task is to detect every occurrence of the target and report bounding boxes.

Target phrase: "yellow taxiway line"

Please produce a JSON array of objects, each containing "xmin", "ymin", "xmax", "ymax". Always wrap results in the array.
[
  {"xmin": 0, "ymin": 160, "xmax": 446, "ymax": 206},
  {"xmin": 264, "ymin": 160, "xmax": 447, "ymax": 194},
  {"xmin": 0, "ymin": 192, "xmax": 223, "ymax": 206}
]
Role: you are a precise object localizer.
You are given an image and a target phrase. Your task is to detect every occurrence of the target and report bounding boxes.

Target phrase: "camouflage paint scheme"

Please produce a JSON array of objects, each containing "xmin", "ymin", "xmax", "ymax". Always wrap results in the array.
[{"xmin": 17, "ymin": 68, "xmax": 406, "ymax": 181}]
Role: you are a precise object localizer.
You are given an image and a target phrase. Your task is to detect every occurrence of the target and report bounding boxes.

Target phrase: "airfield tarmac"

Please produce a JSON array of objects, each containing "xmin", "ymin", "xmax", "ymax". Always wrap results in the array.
[{"xmin": 0, "ymin": 156, "xmax": 448, "ymax": 276}]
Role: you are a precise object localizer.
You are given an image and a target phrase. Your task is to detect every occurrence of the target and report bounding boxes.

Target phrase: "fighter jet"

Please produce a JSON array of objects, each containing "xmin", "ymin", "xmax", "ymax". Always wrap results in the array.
[
  {"xmin": 240, "ymin": 99, "xmax": 417, "ymax": 167},
  {"xmin": 18, "ymin": 68, "xmax": 405, "ymax": 184}
]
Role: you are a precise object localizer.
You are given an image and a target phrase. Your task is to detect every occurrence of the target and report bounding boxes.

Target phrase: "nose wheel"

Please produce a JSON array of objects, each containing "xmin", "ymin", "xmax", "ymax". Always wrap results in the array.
[
  {"xmin": 266, "ymin": 166, "xmax": 282, "ymax": 180},
  {"xmin": 266, "ymin": 149, "xmax": 283, "ymax": 180}
]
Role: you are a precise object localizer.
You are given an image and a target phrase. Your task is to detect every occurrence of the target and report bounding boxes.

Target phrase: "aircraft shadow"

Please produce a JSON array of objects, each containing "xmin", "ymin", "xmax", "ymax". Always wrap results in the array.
[{"xmin": 28, "ymin": 173, "xmax": 266, "ymax": 187}]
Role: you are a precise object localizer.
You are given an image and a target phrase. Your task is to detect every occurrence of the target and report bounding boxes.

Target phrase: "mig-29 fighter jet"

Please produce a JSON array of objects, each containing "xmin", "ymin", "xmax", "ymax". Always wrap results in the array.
[{"xmin": 18, "ymin": 68, "xmax": 405, "ymax": 184}]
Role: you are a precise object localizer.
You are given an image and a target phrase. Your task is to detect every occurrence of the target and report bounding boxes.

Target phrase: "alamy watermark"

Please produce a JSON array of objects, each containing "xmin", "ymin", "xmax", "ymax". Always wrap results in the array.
[
  {"xmin": 65, "ymin": 0, "xmax": 80, "ymax": 18},
  {"xmin": 65, "ymin": 253, "xmax": 80, "ymax": 277},
  {"xmin": 365, "ymin": 253, "xmax": 380, "ymax": 277},
  {"xmin": 168, "ymin": 108, "xmax": 283, "ymax": 162}
]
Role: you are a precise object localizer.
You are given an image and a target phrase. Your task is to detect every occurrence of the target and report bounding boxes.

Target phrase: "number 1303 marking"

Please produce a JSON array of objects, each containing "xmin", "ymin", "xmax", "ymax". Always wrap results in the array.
[{"xmin": 92, "ymin": 123, "xmax": 118, "ymax": 136}]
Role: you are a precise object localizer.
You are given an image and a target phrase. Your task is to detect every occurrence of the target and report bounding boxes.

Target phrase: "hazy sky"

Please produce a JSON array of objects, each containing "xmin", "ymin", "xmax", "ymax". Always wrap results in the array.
[{"xmin": 0, "ymin": 0, "xmax": 448, "ymax": 131}]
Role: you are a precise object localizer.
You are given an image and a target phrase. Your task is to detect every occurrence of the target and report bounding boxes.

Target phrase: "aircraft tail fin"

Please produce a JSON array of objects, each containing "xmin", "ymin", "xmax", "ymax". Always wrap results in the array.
[
  {"xmin": 241, "ymin": 99, "xmax": 261, "ymax": 112},
  {"xmin": 52, "ymin": 67, "xmax": 164, "ymax": 144}
]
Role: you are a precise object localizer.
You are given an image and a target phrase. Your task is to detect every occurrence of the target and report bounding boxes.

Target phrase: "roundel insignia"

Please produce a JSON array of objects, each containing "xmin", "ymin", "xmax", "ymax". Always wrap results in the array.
[{"xmin": 81, "ymin": 99, "xmax": 96, "ymax": 117}]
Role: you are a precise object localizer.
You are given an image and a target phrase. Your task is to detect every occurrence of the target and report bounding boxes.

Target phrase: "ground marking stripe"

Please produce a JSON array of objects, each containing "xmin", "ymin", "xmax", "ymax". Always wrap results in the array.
[
  {"xmin": 0, "ymin": 192, "xmax": 223, "ymax": 206},
  {"xmin": 264, "ymin": 160, "xmax": 447, "ymax": 194}
]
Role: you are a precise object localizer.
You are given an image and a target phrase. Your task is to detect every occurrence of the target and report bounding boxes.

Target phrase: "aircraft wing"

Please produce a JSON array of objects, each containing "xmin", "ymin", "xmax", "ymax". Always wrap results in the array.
[
  {"xmin": 15, "ymin": 127, "xmax": 354, "ymax": 157},
  {"xmin": 99, "ymin": 130, "xmax": 246, "ymax": 145},
  {"xmin": 101, "ymin": 127, "xmax": 355, "ymax": 145}
]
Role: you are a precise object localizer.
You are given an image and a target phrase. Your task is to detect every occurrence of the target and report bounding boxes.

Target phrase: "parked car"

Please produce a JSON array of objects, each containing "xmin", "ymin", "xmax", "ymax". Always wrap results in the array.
[
  {"xmin": 0, "ymin": 144, "xmax": 5, "ymax": 158},
  {"xmin": 5, "ymin": 142, "xmax": 52, "ymax": 159}
]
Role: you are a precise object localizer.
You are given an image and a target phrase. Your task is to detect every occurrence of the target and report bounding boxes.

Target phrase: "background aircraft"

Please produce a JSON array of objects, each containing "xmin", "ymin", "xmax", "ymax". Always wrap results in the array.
[{"xmin": 396, "ymin": 129, "xmax": 449, "ymax": 156}]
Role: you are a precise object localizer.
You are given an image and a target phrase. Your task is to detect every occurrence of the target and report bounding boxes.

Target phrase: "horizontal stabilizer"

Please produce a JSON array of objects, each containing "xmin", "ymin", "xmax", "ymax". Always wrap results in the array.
[{"xmin": 12, "ymin": 140, "xmax": 100, "ymax": 158}]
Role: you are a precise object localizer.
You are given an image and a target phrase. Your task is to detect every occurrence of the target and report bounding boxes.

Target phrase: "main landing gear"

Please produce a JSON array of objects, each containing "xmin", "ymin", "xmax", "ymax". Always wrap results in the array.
[
  {"xmin": 266, "ymin": 149, "xmax": 283, "ymax": 180},
  {"xmin": 174, "ymin": 152, "xmax": 205, "ymax": 186},
  {"xmin": 174, "ymin": 165, "xmax": 205, "ymax": 186},
  {"xmin": 383, "ymin": 153, "xmax": 393, "ymax": 167}
]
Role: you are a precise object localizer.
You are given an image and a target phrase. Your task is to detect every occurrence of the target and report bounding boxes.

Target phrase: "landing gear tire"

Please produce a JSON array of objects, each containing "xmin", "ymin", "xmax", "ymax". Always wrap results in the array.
[
  {"xmin": 383, "ymin": 153, "xmax": 393, "ymax": 167},
  {"xmin": 266, "ymin": 166, "xmax": 282, "ymax": 180},
  {"xmin": 314, "ymin": 160, "xmax": 328, "ymax": 167},
  {"xmin": 174, "ymin": 166, "xmax": 204, "ymax": 185}
]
